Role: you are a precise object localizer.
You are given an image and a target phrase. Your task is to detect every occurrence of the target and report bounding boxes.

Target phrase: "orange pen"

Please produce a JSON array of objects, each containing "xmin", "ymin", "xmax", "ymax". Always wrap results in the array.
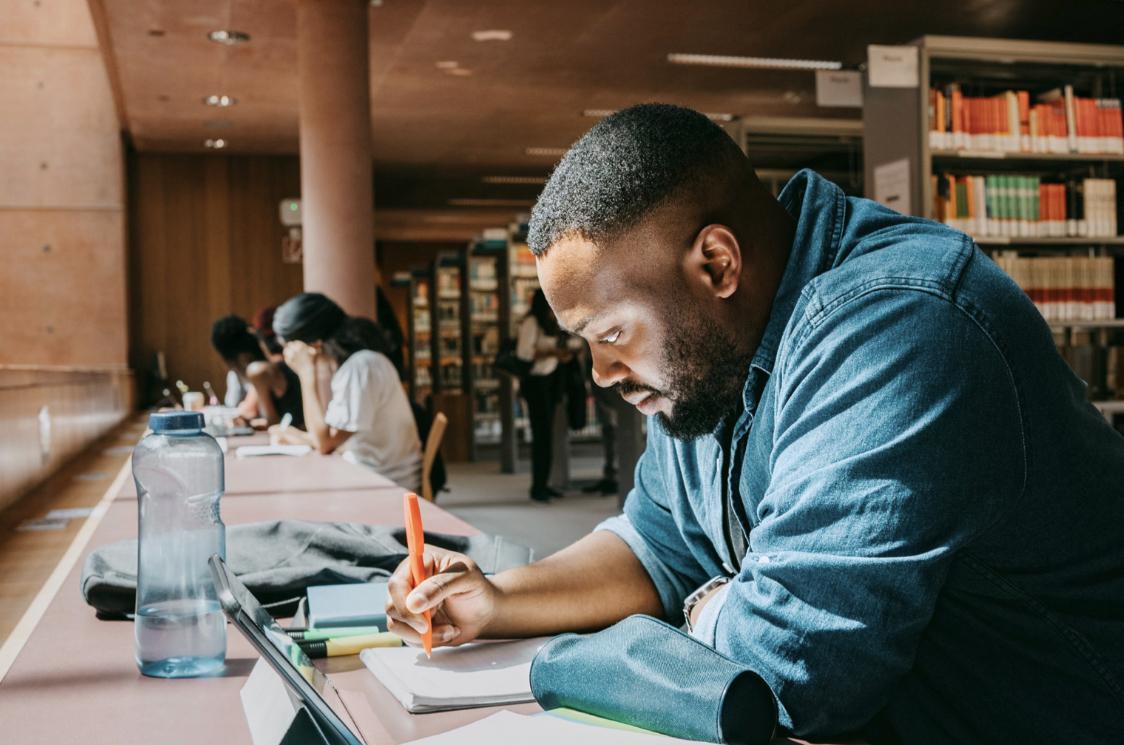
[{"xmin": 403, "ymin": 491, "xmax": 432, "ymax": 657}]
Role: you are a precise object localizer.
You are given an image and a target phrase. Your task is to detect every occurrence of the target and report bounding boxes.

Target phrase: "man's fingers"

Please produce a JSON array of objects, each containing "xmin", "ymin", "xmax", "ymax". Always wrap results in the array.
[{"xmin": 406, "ymin": 564, "xmax": 473, "ymax": 614}]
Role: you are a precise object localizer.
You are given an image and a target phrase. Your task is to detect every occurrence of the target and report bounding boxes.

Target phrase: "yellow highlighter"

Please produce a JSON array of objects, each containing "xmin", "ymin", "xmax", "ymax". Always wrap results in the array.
[{"xmin": 297, "ymin": 632, "xmax": 403, "ymax": 658}]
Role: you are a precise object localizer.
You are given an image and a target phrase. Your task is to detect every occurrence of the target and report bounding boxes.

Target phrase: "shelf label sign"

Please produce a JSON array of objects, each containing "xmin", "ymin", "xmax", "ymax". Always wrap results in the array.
[
  {"xmin": 868, "ymin": 45, "xmax": 919, "ymax": 88},
  {"xmin": 873, "ymin": 158, "xmax": 912, "ymax": 215},
  {"xmin": 815, "ymin": 70, "xmax": 863, "ymax": 107}
]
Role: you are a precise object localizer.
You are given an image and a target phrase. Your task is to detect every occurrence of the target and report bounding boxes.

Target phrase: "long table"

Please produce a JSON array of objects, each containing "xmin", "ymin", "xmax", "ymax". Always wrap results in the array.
[{"xmin": 0, "ymin": 445, "xmax": 538, "ymax": 744}]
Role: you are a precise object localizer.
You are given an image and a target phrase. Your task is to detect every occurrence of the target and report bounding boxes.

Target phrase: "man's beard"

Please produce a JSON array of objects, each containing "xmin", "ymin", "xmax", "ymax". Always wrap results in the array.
[{"xmin": 618, "ymin": 301, "xmax": 753, "ymax": 441}]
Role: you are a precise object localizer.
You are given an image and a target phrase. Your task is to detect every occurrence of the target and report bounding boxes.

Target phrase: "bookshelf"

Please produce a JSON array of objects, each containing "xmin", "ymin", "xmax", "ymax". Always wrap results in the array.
[
  {"xmin": 427, "ymin": 251, "xmax": 473, "ymax": 462},
  {"xmin": 863, "ymin": 36, "xmax": 1124, "ymax": 420},
  {"xmin": 734, "ymin": 116, "xmax": 865, "ymax": 196},
  {"xmin": 404, "ymin": 269, "xmax": 433, "ymax": 404},
  {"xmin": 467, "ymin": 233, "xmax": 507, "ymax": 459}
]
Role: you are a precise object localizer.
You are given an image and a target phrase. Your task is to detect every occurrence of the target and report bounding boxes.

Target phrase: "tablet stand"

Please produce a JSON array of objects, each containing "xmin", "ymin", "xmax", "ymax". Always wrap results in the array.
[{"xmin": 241, "ymin": 658, "xmax": 332, "ymax": 745}]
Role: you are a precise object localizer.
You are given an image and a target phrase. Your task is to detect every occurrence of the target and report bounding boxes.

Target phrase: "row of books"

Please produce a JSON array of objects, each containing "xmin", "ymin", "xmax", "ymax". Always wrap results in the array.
[
  {"xmin": 992, "ymin": 253, "xmax": 1116, "ymax": 321},
  {"xmin": 932, "ymin": 174, "xmax": 1118, "ymax": 238},
  {"xmin": 928, "ymin": 84, "xmax": 1124, "ymax": 155}
]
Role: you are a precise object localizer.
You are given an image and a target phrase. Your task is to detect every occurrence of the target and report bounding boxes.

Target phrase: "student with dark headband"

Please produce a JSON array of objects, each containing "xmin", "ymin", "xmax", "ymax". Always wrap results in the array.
[
  {"xmin": 210, "ymin": 314, "xmax": 304, "ymax": 427},
  {"xmin": 270, "ymin": 292, "xmax": 422, "ymax": 492}
]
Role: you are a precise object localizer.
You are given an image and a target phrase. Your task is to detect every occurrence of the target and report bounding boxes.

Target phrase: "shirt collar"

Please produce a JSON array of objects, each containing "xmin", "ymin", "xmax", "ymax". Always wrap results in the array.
[{"xmin": 741, "ymin": 169, "xmax": 846, "ymax": 412}]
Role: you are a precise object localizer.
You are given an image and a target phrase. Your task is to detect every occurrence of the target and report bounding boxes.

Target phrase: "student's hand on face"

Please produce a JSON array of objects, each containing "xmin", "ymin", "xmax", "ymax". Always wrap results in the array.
[
  {"xmin": 282, "ymin": 341, "xmax": 318, "ymax": 378},
  {"xmin": 386, "ymin": 546, "xmax": 499, "ymax": 649}
]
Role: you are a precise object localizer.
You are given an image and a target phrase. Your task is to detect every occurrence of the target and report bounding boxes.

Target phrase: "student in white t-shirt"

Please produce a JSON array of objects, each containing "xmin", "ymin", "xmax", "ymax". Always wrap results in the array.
[{"xmin": 269, "ymin": 293, "xmax": 422, "ymax": 492}]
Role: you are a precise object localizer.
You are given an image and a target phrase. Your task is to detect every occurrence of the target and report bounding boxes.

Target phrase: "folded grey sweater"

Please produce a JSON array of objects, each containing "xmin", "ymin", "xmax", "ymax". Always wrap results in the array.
[{"xmin": 80, "ymin": 520, "xmax": 532, "ymax": 619}]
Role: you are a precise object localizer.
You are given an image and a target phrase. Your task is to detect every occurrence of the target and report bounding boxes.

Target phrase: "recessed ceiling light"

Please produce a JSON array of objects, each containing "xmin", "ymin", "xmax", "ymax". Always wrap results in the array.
[
  {"xmin": 208, "ymin": 30, "xmax": 250, "ymax": 45},
  {"xmin": 782, "ymin": 90, "xmax": 804, "ymax": 104},
  {"xmin": 435, "ymin": 60, "xmax": 459, "ymax": 70},
  {"xmin": 581, "ymin": 108, "xmax": 735, "ymax": 122},
  {"xmin": 524, "ymin": 147, "xmax": 567, "ymax": 157},
  {"xmin": 667, "ymin": 53, "xmax": 842, "ymax": 71},
  {"xmin": 203, "ymin": 94, "xmax": 237, "ymax": 107},
  {"xmin": 447, "ymin": 68, "xmax": 472, "ymax": 77},
  {"xmin": 449, "ymin": 198, "xmax": 535, "ymax": 207},
  {"xmin": 471, "ymin": 29, "xmax": 513, "ymax": 42},
  {"xmin": 204, "ymin": 138, "xmax": 227, "ymax": 149},
  {"xmin": 481, "ymin": 176, "xmax": 547, "ymax": 185}
]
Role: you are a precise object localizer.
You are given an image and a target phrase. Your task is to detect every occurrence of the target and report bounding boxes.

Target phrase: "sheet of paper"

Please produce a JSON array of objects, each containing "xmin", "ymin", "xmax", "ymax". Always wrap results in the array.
[
  {"xmin": 815, "ymin": 70, "xmax": 863, "ymax": 107},
  {"xmin": 867, "ymin": 44, "xmax": 919, "ymax": 88},
  {"xmin": 873, "ymin": 158, "xmax": 911, "ymax": 215},
  {"xmin": 234, "ymin": 444, "xmax": 311, "ymax": 458},
  {"xmin": 360, "ymin": 637, "xmax": 548, "ymax": 712},
  {"xmin": 403, "ymin": 711, "xmax": 702, "ymax": 744}
]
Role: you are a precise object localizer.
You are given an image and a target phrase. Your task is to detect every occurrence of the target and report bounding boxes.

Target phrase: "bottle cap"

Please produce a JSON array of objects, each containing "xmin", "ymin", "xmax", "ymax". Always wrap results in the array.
[{"xmin": 148, "ymin": 411, "xmax": 205, "ymax": 433}]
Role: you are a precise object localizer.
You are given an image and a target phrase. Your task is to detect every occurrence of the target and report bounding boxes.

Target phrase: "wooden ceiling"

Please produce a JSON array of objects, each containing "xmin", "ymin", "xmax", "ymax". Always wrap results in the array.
[{"xmin": 92, "ymin": 0, "xmax": 1124, "ymax": 235}]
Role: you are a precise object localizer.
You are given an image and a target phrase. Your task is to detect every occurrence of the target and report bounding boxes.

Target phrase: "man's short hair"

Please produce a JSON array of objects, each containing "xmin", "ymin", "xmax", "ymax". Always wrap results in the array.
[
  {"xmin": 211, "ymin": 315, "xmax": 263, "ymax": 362},
  {"xmin": 527, "ymin": 103, "xmax": 749, "ymax": 257}
]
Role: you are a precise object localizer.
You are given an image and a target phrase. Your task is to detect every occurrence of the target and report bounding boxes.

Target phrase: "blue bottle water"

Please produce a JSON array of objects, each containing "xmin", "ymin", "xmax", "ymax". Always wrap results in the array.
[{"xmin": 133, "ymin": 411, "xmax": 226, "ymax": 677}]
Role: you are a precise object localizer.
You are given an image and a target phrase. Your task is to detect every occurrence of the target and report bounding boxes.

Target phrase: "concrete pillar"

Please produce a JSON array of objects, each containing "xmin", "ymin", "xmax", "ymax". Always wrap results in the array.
[{"xmin": 296, "ymin": 0, "xmax": 376, "ymax": 318}]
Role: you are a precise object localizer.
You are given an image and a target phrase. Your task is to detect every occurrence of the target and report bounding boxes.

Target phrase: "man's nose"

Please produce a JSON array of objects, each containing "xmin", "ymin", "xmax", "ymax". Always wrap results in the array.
[{"xmin": 591, "ymin": 348, "xmax": 628, "ymax": 389}]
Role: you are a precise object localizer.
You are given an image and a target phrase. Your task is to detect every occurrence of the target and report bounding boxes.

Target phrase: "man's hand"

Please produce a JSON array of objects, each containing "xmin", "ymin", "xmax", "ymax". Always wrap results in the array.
[
  {"xmin": 282, "ymin": 340, "xmax": 318, "ymax": 380},
  {"xmin": 386, "ymin": 546, "xmax": 500, "ymax": 649}
]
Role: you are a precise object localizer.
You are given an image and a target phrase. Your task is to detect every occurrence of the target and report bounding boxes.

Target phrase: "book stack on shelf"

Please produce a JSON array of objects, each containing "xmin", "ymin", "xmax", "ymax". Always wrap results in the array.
[
  {"xmin": 864, "ymin": 37, "xmax": 1124, "ymax": 423},
  {"xmin": 435, "ymin": 261, "xmax": 464, "ymax": 392},
  {"xmin": 469, "ymin": 243, "xmax": 504, "ymax": 447},
  {"xmin": 412, "ymin": 280, "xmax": 433, "ymax": 399},
  {"xmin": 992, "ymin": 253, "xmax": 1116, "ymax": 322},
  {"xmin": 929, "ymin": 84, "xmax": 1124, "ymax": 155},
  {"xmin": 933, "ymin": 174, "xmax": 1118, "ymax": 238}
]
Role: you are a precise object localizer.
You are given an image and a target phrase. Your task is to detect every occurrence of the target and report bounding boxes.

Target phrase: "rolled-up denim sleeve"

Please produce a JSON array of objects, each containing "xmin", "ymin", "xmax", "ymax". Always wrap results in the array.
[
  {"xmin": 596, "ymin": 426, "xmax": 709, "ymax": 621},
  {"xmin": 714, "ymin": 290, "xmax": 1025, "ymax": 736}
]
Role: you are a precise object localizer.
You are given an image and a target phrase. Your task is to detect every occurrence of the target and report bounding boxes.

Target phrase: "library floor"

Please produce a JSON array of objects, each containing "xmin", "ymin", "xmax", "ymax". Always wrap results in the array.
[{"xmin": 0, "ymin": 424, "xmax": 618, "ymax": 648}]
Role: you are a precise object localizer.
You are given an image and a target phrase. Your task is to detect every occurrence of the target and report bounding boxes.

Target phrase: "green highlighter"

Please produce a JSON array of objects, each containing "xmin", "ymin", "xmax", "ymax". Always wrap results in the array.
[{"xmin": 286, "ymin": 625, "xmax": 384, "ymax": 642}]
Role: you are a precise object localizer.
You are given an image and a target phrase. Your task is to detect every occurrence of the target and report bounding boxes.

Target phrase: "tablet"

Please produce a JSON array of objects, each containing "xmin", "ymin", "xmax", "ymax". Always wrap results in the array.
[{"xmin": 208, "ymin": 554, "xmax": 365, "ymax": 745}]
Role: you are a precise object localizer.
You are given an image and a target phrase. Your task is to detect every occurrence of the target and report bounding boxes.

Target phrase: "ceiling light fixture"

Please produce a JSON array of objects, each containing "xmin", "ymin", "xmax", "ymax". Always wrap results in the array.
[
  {"xmin": 435, "ymin": 60, "xmax": 459, "ymax": 70},
  {"xmin": 481, "ymin": 176, "xmax": 547, "ymax": 185},
  {"xmin": 524, "ymin": 147, "xmax": 567, "ymax": 157},
  {"xmin": 208, "ymin": 30, "xmax": 250, "ymax": 45},
  {"xmin": 581, "ymin": 108, "xmax": 735, "ymax": 122},
  {"xmin": 447, "ymin": 68, "xmax": 472, "ymax": 77},
  {"xmin": 471, "ymin": 29, "xmax": 513, "ymax": 42},
  {"xmin": 667, "ymin": 52, "xmax": 842, "ymax": 71},
  {"xmin": 204, "ymin": 138, "xmax": 227, "ymax": 149},
  {"xmin": 449, "ymin": 198, "xmax": 535, "ymax": 207},
  {"xmin": 203, "ymin": 94, "xmax": 237, "ymax": 107}
]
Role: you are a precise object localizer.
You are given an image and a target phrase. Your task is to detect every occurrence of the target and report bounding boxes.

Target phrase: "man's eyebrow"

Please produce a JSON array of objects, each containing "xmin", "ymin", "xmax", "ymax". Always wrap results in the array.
[{"xmin": 565, "ymin": 314, "xmax": 600, "ymax": 336}]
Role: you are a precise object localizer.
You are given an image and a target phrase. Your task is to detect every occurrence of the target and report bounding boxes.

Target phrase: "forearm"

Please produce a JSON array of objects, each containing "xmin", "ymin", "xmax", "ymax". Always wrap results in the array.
[
  {"xmin": 484, "ymin": 530, "xmax": 662, "ymax": 638},
  {"xmin": 248, "ymin": 375, "xmax": 279, "ymax": 424},
  {"xmin": 297, "ymin": 373, "xmax": 332, "ymax": 452}
]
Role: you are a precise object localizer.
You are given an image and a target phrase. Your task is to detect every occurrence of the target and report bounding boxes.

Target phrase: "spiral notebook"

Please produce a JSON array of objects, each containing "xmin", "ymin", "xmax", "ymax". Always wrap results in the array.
[{"xmin": 358, "ymin": 637, "xmax": 549, "ymax": 713}]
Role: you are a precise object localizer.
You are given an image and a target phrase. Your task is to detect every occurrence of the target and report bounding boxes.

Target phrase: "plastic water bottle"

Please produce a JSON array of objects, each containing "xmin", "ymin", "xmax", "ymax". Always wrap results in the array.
[{"xmin": 133, "ymin": 411, "xmax": 226, "ymax": 678}]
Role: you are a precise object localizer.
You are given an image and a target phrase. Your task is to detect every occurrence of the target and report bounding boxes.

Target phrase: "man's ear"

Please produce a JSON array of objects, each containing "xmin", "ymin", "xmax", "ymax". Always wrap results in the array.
[{"xmin": 686, "ymin": 224, "xmax": 741, "ymax": 299}]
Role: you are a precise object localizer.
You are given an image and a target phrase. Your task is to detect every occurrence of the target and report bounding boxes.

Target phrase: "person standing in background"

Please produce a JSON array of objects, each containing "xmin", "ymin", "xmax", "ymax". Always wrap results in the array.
[
  {"xmin": 270, "ymin": 293, "xmax": 422, "ymax": 492},
  {"xmin": 516, "ymin": 289, "xmax": 573, "ymax": 502}
]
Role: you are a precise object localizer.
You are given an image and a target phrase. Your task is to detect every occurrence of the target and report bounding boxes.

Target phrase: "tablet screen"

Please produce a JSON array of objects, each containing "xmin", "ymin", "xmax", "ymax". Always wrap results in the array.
[{"xmin": 211, "ymin": 556, "xmax": 328, "ymax": 690}]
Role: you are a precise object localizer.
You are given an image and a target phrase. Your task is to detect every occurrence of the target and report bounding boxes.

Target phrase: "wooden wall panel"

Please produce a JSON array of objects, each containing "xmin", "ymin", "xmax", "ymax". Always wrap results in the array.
[
  {"xmin": 0, "ymin": 368, "xmax": 133, "ymax": 514},
  {"xmin": 127, "ymin": 153, "xmax": 304, "ymax": 399}
]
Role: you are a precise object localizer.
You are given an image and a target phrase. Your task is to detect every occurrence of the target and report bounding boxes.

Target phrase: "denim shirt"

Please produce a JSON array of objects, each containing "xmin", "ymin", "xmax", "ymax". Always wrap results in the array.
[{"xmin": 585, "ymin": 170, "xmax": 1124, "ymax": 742}]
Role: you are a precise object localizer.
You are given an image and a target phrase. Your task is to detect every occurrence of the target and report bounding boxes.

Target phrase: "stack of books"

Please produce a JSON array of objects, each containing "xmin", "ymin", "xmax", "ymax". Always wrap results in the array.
[
  {"xmin": 933, "ymin": 174, "xmax": 1118, "ymax": 238},
  {"xmin": 992, "ymin": 253, "xmax": 1116, "ymax": 321},
  {"xmin": 929, "ymin": 84, "xmax": 1124, "ymax": 155}
]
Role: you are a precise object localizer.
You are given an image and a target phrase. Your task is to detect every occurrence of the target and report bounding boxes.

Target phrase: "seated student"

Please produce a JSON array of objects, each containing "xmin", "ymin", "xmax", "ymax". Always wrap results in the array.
[
  {"xmin": 270, "ymin": 293, "xmax": 422, "ymax": 492},
  {"xmin": 385, "ymin": 105, "xmax": 1124, "ymax": 745},
  {"xmin": 210, "ymin": 314, "xmax": 304, "ymax": 428}
]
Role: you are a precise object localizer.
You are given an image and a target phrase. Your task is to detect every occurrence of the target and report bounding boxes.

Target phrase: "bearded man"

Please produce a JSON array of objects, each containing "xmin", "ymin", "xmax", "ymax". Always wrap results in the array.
[{"xmin": 386, "ymin": 104, "xmax": 1124, "ymax": 745}]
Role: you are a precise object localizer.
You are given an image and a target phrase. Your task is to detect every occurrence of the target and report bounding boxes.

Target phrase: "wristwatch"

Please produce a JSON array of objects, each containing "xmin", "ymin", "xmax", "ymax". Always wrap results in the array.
[{"xmin": 683, "ymin": 575, "xmax": 731, "ymax": 633}]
